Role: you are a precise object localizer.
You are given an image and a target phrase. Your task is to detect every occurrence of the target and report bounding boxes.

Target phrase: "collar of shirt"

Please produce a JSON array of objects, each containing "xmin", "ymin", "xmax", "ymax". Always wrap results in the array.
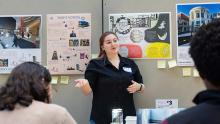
[
  {"xmin": 193, "ymin": 90, "xmax": 220, "ymax": 105},
  {"xmin": 103, "ymin": 54, "xmax": 128, "ymax": 67}
]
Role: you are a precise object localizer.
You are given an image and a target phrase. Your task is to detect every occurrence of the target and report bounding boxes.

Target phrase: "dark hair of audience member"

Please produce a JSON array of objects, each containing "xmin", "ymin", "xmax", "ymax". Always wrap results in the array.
[
  {"xmin": 189, "ymin": 18, "xmax": 220, "ymax": 87},
  {"xmin": 0, "ymin": 62, "xmax": 52, "ymax": 110}
]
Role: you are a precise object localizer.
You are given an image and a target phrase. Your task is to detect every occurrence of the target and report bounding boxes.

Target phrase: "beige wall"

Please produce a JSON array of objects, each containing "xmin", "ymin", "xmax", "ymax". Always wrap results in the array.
[
  {"xmin": 0, "ymin": 0, "xmax": 214, "ymax": 123},
  {"xmin": 103, "ymin": 0, "xmax": 210, "ymax": 109}
]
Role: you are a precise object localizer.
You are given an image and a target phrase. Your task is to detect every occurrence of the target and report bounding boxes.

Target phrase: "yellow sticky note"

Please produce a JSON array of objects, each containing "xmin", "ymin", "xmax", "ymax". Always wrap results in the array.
[
  {"xmin": 51, "ymin": 76, "xmax": 58, "ymax": 84},
  {"xmin": 168, "ymin": 60, "xmax": 177, "ymax": 68},
  {"xmin": 92, "ymin": 54, "xmax": 98, "ymax": 59},
  {"xmin": 193, "ymin": 68, "xmax": 199, "ymax": 77},
  {"xmin": 182, "ymin": 68, "xmax": 191, "ymax": 77},
  {"xmin": 157, "ymin": 60, "xmax": 166, "ymax": 69},
  {"xmin": 60, "ymin": 76, "xmax": 69, "ymax": 84}
]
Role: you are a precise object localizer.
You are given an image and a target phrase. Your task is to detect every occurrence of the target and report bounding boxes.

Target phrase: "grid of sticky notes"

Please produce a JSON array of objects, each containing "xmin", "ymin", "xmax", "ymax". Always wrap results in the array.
[
  {"xmin": 157, "ymin": 60, "xmax": 177, "ymax": 69},
  {"xmin": 51, "ymin": 76, "xmax": 70, "ymax": 84},
  {"xmin": 157, "ymin": 60, "xmax": 199, "ymax": 77}
]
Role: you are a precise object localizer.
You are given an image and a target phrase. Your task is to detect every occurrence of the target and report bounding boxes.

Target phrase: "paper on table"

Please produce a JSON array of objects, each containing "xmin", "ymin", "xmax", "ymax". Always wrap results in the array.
[
  {"xmin": 182, "ymin": 68, "xmax": 191, "ymax": 77},
  {"xmin": 51, "ymin": 76, "xmax": 58, "ymax": 84},
  {"xmin": 157, "ymin": 60, "xmax": 166, "ymax": 69},
  {"xmin": 168, "ymin": 60, "xmax": 177, "ymax": 68},
  {"xmin": 60, "ymin": 76, "xmax": 69, "ymax": 84}
]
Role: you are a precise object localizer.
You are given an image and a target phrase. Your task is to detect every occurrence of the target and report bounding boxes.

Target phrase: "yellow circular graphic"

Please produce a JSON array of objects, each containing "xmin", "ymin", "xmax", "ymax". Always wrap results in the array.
[{"xmin": 146, "ymin": 42, "xmax": 170, "ymax": 58}]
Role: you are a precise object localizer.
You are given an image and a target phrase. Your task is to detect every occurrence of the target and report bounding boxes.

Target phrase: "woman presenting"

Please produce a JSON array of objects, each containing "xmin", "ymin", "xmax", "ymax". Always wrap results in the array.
[{"xmin": 75, "ymin": 32, "xmax": 144, "ymax": 124}]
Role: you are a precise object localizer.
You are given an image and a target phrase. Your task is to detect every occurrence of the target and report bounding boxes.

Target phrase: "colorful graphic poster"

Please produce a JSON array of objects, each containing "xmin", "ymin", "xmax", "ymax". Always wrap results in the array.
[
  {"xmin": 47, "ymin": 14, "xmax": 91, "ymax": 74},
  {"xmin": 0, "ymin": 15, "xmax": 42, "ymax": 73},
  {"xmin": 109, "ymin": 12, "xmax": 171, "ymax": 59},
  {"xmin": 177, "ymin": 3, "xmax": 220, "ymax": 66}
]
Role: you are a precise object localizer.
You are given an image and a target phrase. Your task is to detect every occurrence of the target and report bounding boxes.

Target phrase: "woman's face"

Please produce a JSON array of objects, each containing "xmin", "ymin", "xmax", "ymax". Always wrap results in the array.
[{"xmin": 102, "ymin": 34, "xmax": 119, "ymax": 56}]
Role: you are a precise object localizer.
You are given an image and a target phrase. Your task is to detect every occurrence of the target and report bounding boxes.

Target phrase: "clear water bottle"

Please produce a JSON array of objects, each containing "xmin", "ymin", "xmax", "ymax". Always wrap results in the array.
[{"xmin": 112, "ymin": 108, "xmax": 123, "ymax": 124}]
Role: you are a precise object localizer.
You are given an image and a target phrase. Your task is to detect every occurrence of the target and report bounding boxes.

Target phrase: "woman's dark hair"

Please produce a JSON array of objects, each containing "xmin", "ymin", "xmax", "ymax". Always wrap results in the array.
[
  {"xmin": 189, "ymin": 19, "xmax": 220, "ymax": 87},
  {"xmin": 0, "ymin": 62, "xmax": 52, "ymax": 110},
  {"xmin": 98, "ymin": 31, "xmax": 118, "ymax": 57}
]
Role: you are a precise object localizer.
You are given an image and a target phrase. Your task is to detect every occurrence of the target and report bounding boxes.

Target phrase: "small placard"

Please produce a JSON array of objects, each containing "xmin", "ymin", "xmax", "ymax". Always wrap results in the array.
[{"xmin": 156, "ymin": 99, "xmax": 178, "ymax": 108}]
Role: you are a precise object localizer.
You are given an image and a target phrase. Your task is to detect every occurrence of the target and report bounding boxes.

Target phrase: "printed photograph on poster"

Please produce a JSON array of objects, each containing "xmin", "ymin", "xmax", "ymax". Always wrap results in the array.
[
  {"xmin": 177, "ymin": 2, "xmax": 220, "ymax": 66},
  {"xmin": 0, "ymin": 15, "xmax": 42, "ymax": 73},
  {"xmin": 47, "ymin": 14, "xmax": 91, "ymax": 74},
  {"xmin": 109, "ymin": 12, "xmax": 171, "ymax": 59}
]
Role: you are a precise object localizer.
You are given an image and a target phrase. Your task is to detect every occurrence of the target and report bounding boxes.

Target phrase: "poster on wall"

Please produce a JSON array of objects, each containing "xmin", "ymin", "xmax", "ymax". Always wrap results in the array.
[
  {"xmin": 109, "ymin": 12, "xmax": 171, "ymax": 59},
  {"xmin": 47, "ymin": 14, "xmax": 91, "ymax": 74},
  {"xmin": 177, "ymin": 2, "xmax": 220, "ymax": 66},
  {"xmin": 0, "ymin": 15, "xmax": 42, "ymax": 73}
]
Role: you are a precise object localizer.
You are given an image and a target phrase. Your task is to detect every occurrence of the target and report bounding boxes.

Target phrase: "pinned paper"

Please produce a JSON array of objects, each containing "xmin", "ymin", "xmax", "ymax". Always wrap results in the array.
[
  {"xmin": 60, "ymin": 76, "xmax": 69, "ymax": 84},
  {"xmin": 182, "ymin": 68, "xmax": 191, "ymax": 77},
  {"xmin": 157, "ymin": 60, "xmax": 166, "ymax": 69},
  {"xmin": 193, "ymin": 68, "xmax": 199, "ymax": 77},
  {"xmin": 51, "ymin": 76, "xmax": 59, "ymax": 84},
  {"xmin": 168, "ymin": 60, "xmax": 177, "ymax": 68}
]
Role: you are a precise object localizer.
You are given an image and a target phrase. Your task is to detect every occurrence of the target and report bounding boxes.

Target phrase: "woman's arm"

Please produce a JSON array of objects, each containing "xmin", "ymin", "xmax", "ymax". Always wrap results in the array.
[
  {"xmin": 75, "ymin": 79, "xmax": 92, "ymax": 95},
  {"xmin": 127, "ymin": 80, "xmax": 145, "ymax": 93},
  {"xmin": 128, "ymin": 60, "xmax": 144, "ymax": 93}
]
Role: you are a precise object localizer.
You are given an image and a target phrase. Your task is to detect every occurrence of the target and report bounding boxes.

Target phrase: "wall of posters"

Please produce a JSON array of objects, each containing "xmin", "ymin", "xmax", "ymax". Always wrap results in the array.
[
  {"xmin": 109, "ymin": 12, "xmax": 171, "ymax": 59},
  {"xmin": 47, "ymin": 14, "xmax": 91, "ymax": 74},
  {"xmin": 0, "ymin": 15, "xmax": 42, "ymax": 73},
  {"xmin": 177, "ymin": 2, "xmax": 220, "ymax": 66}
]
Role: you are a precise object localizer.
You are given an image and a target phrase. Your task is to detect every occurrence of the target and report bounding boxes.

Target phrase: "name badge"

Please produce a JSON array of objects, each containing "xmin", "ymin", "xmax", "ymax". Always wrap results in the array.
[{"xmin": 123, "ymin": 67, "xmax": 132, "ymax": 73}]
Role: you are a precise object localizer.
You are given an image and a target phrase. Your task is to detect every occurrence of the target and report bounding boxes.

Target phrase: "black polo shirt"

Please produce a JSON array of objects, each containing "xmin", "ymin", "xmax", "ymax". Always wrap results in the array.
[{"xmin": 85, "ymin": 55, "xmax": 143, "ymax": 124}]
